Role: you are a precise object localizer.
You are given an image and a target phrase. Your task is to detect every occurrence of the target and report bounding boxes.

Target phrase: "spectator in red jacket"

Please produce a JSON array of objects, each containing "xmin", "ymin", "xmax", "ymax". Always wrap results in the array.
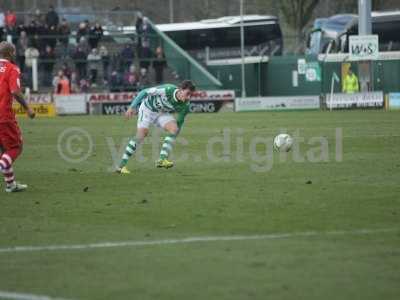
[{"xmin": 5, "ymin": 10, "xmax": 16, "ymax": 28}]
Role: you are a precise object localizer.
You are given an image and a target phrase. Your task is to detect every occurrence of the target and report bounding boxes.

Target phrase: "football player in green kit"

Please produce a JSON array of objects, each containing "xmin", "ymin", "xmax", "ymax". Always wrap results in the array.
[{"xmin": 116, "ymin": 80, "xmax": 195, "ymax": 174}]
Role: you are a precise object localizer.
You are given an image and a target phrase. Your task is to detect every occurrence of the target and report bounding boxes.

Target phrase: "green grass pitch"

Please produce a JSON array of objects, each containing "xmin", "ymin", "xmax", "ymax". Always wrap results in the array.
[{"xmin": 0, "ymin": 110, "xmax": 399, "ymax": 300}]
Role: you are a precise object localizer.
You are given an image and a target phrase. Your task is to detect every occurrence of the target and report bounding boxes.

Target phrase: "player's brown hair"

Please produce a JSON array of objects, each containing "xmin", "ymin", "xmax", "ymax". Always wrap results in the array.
[
  {"xmin": 180, "ymin": 80, "xmax": 196, "ymax": 92},
  {"xmin": 0, "ymin": 41, "xmax": 15, "ymax": 60}
]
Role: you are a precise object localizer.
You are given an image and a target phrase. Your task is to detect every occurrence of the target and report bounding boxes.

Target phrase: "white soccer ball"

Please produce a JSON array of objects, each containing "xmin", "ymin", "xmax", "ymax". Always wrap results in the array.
[{"xmin": 273, "ymin": 134, "xmax": 293, "ymax": 152}]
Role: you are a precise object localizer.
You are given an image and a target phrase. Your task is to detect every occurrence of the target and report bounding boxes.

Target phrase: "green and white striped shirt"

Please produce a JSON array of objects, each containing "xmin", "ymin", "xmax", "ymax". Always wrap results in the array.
[{"xmin": 130, "ymin": 84, "xmax": 190, "ymax": 129}]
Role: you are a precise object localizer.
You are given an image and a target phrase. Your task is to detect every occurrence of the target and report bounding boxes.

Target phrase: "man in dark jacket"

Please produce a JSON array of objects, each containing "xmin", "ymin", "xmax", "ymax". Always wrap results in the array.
[
  {"xmin": 45, "ymin": 6, "xmax": 59, "ymax": 28},
  {"xmin": 152, "ymin": 47, "xmax": 167, "ymax": 84},
  {"xmin": 73, "ymin": 46, "xmax": 88, "ymax": 80},
  {"xmin": 120, "ymin": 44, "xmax": 135, "ymax": 72},
  {"xmin": 40, "ymin": 45, "xmax": 56, "ymax": 87},
  {"xmin": 89, "ymin": 23, "xmax": 103, "ymax": 49}
]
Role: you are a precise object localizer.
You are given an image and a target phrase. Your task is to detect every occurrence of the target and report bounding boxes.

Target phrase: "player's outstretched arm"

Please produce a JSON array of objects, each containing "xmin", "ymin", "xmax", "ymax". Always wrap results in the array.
[
  {"xmin": 125, "ymin": 89, "xmax": 148, "ymax": 119},
  {"xmin": 12, "ymin": 91, "xmax": 35, "ymax": 119}
]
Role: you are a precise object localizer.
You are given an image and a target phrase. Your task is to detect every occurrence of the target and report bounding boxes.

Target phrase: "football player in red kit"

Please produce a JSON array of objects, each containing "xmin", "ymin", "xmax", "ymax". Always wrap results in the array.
[{"xmin": 0, "ymin": 41, "xmax": 35, "ymax": 193}]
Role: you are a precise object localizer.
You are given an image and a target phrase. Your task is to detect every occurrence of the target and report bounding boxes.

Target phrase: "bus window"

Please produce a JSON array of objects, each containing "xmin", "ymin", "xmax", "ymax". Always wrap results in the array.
[
  {"xmin": 213, "ymin": 27, "xmax": 240, "ymax": 48},
  {"xmin": 245, "ymin": 25, "xmax": 272, "ymax": 45},
  {"xmin": 167, "ymin": 31, "xmax": 189, "ymax": 49},
  {"xmin": 374, "ymin": 21, "xmax": 400, "ymax": 51},
  {"xmin": 187, "ymin": 29, "xmax": 215, "ymax": 49}
]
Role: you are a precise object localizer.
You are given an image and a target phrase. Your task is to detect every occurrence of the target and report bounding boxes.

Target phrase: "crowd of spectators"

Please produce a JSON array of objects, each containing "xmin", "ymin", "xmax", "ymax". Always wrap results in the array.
[{"xmin": 0, "ymin": 7, "xmax": 167, "ymax": 94}]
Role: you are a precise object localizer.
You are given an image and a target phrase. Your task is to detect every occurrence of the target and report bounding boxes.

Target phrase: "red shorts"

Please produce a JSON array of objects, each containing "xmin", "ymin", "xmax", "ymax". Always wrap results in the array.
[{"xmin": 0, "ymin": 121, "xmax": 23, "ymax": 152}]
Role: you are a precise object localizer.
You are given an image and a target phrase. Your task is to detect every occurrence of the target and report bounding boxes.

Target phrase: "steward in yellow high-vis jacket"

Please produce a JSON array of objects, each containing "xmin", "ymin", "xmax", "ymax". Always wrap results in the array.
[{"xmin": 342, "ymin": 68, "xmax": 359, "ymax": 93}]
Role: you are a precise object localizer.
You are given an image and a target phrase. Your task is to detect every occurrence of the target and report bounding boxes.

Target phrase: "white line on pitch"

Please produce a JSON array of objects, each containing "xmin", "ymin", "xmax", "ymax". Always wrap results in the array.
[
  {"xmin": 0, "ymin": 290, "xmax": 73, "ymax": 300},
  {"xmin": 0, "ymin": 227, "xmax": 397, "ymax": 254}
]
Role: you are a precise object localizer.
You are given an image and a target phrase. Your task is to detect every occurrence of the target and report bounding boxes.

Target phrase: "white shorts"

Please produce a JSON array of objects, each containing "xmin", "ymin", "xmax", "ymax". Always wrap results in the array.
[{"xmin": 137, "ymin": 103, "xmax": 175, "ymax": 129}]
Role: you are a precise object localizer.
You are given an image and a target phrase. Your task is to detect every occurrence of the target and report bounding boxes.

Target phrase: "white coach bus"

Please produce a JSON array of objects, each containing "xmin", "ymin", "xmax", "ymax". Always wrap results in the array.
[
  {"xmin": 306, "ymin": 11, "xmax": 400, "ymax": 55},
  {"xmin": 115, "ymin": 15, "xmax": 283, "ymax": 62},
  {"xmin": 156, "ymin": 15, "xmax": 283, "ymax": 61}
]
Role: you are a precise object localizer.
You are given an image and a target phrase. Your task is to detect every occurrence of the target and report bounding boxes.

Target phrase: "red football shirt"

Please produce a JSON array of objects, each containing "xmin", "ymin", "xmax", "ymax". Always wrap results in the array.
[{"xmin": 0, "ymin": 59, "xmax": 21, "ymax": 123}]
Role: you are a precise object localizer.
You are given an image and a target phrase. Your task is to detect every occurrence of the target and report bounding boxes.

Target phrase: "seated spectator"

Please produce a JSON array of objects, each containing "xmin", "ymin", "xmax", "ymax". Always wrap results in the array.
[
  {"xmin": 120, "ymin": 43, "xmax": 134, "ymax": 72},
  {"xmin": 73, "ymin": 46, "xmax": 87, "ymax": 79},
  {"xmin": 89, "ymin": 23, "xmax": 103, "ymax": 49},
  {"xmin": 138, "ymin": 68, "xmax": 150, "ymax": 90},
  {"xmin": 152, "ymin": 46, "xmax": 167, "ymax": 84},
  {"xmin": 123, "ymin": 65, "xmax": 139, "ymax": 91},
  {"xmin": 40, "ymin": 45, "xmax": 56, "ymax": 87},
  {"xmin": 87, "ymin": 48, "xmax": 101, "ymax": 86},
  {"xmin": 109, "ymin": 70, "xmax": 122, "ymax": 92},
  {"xmin": 5, "ymin": 10, "xmax": 16, "ymax": 28},
  {"xmin": 53, "ymin": 70, "xmax": 70, "ymax": 95}
]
